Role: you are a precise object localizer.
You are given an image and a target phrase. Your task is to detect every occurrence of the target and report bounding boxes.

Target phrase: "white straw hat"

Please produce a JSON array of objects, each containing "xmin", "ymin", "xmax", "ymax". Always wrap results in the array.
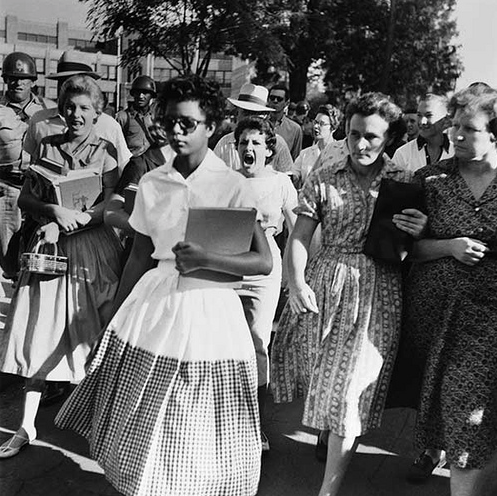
[{"xmin": 227, "ymin": 83, "xmax": 274, "ymax": 112}]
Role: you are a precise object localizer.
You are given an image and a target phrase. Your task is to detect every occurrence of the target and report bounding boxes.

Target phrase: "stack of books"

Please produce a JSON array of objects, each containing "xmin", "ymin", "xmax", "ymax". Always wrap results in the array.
[{"xmin": 31, "ymin": 157, "xmax": 102, "ymax": 212}]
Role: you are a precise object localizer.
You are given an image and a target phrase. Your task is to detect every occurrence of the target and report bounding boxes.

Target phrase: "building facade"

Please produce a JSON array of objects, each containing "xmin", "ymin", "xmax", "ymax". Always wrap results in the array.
[{"xmin": 0, "ymin": 14, "xmax": 248, "ymax": 110}]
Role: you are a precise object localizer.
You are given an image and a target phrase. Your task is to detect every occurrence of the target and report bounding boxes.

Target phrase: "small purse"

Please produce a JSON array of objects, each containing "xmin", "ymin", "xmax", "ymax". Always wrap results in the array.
[
  {"xmin": 20, "ymin": 240, "xmax": 68, "ymax": 276},
  {"xmin": 363, "ymin": 178, "xmax": 425, "ymax": 264}
]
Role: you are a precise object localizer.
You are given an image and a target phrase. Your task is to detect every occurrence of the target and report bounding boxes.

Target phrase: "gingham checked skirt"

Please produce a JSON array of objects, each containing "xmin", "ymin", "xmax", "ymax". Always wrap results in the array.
[{"xmin": 56, "ymin": 261, "xmax": 261, "ymax": 496}]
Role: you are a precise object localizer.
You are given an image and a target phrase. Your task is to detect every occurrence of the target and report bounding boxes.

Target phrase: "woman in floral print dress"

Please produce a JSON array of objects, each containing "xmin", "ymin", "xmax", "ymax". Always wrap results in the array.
[
  {"xmin": 404, "ymin": 88, "xmax": 497, "ymax": 496},
  {"xmin": 270, "ymin": 92, "xmax": 427, "ymax": 496}
]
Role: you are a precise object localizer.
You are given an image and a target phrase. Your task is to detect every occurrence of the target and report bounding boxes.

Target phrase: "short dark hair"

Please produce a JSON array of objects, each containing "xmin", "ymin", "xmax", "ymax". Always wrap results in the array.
[
  {"xmin": 345, "ymin": 92, "xmax": 403, "ymax": 140},
  {"xmin": 234, "ymin": 117, "xmax": 277, "ymax": 163},
  {"xmin": 58, "ymin": 74, "xmax": 104, "ymax": 115},
  {"xmin": 157, "ymin": 75, "xmax": 225, "ymax": 127},
  {"xmin": 269, "ymin": 83, "xmax": 289, "ymax": 101},
  {"xmin": 316, "ymin": 104, "xmax": 342, "ymax": 131}
]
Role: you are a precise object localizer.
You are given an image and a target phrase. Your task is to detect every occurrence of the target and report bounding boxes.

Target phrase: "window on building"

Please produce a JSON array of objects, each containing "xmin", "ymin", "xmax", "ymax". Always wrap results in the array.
[
  {"xmin": 108, "ymin": 65, "xmax": 116, "ymax": 81},
  {"xmin": 35, "ymin": 58, "xmax": 45, "ymax": 75},
  {"xmin": 49, "ymin": 59, "xmax": 58, "ymax": 75},
  {"xmin": 68, "ymin": 38, "xmax": 96, "ymax": 50},
  {"xmin": 18, "ymin": 32, "xmax": 56, "ymax": 44}
]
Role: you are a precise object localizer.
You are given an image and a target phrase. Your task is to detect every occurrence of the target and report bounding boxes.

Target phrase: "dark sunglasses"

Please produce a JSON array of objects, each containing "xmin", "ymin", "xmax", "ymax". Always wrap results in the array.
[
  {"xmin": 162, "ymin": 116, "xmax": 206, "ymax": 134},
  {"xmin": 269, "ymin": 94, "xmax": 285, "ymax": 103}
]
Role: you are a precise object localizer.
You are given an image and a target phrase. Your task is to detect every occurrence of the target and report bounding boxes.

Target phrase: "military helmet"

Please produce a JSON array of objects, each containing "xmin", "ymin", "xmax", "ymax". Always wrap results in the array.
[
  {"xmin": 2, "ymin": 52, "xmax": 37, "ymax": 80},
  {"xmin": 131, "ymin": 75, "xmax": 156, "ymax": 96}
]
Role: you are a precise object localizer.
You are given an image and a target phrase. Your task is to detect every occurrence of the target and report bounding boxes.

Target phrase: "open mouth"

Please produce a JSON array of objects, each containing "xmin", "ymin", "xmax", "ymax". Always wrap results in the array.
[{"xmin": 243, "ymin": 154, "xmax": 255, "ymax": 165}]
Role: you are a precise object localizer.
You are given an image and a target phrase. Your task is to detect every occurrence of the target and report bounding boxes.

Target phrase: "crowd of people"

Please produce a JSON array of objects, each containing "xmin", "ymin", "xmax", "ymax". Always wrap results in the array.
[{"xmin": 0, "ymin": 47, "xmax": 496, "ymax": 496}]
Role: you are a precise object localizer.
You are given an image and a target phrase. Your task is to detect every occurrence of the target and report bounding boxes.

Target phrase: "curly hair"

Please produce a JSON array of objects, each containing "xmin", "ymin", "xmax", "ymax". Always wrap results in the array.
[
  {"xmin": 316, "ymin": 104, "xmax": 342, "ymax": 131},
  {"xmin": 345, "ymin": 92, "xmax": 403, "ymax": 141},
  {"xmin": 450, "ymin": 87, "xmax": 497, "ymax": 135},
  {"xmin": 157, "ymin": 75, "xmax": 225, "ymax": 127},
  {"xmin": 234, "ymin": 117, "xmax": 277, "ymax": 163},
  {"xmin": 58, "ymin": 75, "xmax": 104, "ymax": 115}
]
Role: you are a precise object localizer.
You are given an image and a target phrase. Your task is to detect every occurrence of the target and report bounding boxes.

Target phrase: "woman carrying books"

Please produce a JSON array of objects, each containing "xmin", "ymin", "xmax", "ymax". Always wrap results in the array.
[
  {"xmin": 0, "ymin": 75, "xmax": 123, "ymax": 458},
  {"xmin": 55, "ymin": 75, "xmax": 272, "ymax": 496}
]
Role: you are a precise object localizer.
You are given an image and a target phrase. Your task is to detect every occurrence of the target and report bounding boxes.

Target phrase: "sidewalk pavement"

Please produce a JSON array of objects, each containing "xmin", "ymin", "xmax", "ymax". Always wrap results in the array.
[{"xmin": 0, "ymin": 277, "xmax": 450, "ymax": 496}]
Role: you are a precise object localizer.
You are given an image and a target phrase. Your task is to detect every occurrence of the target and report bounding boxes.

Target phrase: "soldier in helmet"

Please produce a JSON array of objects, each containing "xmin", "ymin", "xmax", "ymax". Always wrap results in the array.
[
  {"xmin": 0, "ymin": 51, "xmax": 56, "ymax": 278},
  {"xmin": 116, "ymin": 75, "xmax": 157, "ymax": 157}
]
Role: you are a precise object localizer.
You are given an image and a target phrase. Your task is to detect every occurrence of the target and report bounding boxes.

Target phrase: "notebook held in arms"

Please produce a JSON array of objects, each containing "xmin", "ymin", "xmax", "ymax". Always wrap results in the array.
[{"xmin": 177, "ymin": 207, "xmax": 257, "ymax": 291}]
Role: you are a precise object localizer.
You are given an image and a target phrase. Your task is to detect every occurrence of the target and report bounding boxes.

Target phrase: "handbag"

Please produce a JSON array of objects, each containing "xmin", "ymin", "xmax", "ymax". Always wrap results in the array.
[
  {"xmin": 20, "ymin": 239, "xmax": 67, "ymax": 276},
  {"xmin": 363, "ymin": 178, "xmax": 425, "ymax": 264}
]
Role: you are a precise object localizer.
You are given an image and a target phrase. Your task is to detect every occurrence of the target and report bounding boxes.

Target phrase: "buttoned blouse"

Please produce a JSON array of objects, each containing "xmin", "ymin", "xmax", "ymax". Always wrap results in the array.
[
  {"xmin": 129, "ymin": 149, "xmax": 257, "ymax": 260},
  {"xmin": 414, "ymin": 157, "xmax": 497, "ymax": 246}
]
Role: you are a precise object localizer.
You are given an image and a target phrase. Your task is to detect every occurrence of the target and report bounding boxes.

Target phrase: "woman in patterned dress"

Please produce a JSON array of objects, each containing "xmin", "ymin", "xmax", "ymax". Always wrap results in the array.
[
  {"xmin": 403, "ymin": 88, "xmax": 497, "ymax": 496},
  {"xmin": 270, "ymin": 92, "xmax": 427, "ymax": 496},
  {"xmin": 0, "ymin": 75, "xmax": 122, "ymax": 458},
  {"xmin": 55, "ymin": 75, "xmax": 272, "ymax": 496}
]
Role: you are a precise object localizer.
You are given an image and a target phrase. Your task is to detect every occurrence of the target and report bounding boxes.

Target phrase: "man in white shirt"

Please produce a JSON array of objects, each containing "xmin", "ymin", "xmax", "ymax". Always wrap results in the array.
[{"xmin": 393, "ymin": 94, "xmax": 453, "ymax": 173}]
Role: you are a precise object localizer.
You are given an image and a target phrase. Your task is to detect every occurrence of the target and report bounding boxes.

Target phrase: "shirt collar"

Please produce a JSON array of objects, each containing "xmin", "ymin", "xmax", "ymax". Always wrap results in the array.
[
  {"xmin": 161, "ymin": 148, "xmax": 225, "ymax": 178},
  {"xmin": 416, "ymin": 133, "xmax": 450, "ymax": 153}
]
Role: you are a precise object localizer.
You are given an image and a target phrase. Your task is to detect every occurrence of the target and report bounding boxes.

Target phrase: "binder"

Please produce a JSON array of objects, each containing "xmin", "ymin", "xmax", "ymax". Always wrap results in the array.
[
  {"xmin": 363, "ymin": 178, "xmax": 425, "ymax": 263},
  {"xmin": 177, "ymin": 207, "xmax": 256, "ymax": 290}
]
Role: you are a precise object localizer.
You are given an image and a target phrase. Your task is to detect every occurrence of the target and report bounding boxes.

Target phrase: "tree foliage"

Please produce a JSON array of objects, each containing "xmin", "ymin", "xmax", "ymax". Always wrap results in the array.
[
  {"xmin": 80, "ymin": 0, "xmax": 282, "ymax": 76},
  {"xmin": 261, "ymin": 0, "xmax": 462, "ymax": 105},
  {"xmin": 81, "ymin": 0, "xmax": 462, "ymax": 107}
]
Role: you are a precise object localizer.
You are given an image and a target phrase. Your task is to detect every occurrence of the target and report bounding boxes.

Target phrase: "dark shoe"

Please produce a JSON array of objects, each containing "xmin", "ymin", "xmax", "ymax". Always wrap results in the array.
[
  {"xmin": 406, "ymin": 453, "xmax": 444, "ymax": 483},
  {"xmin": 315, "ymin": 430, "xmax": 328, "ymax": 463},
  {"xmin": 39, "ymin": 382, "xmax": 71, "ymax": 407}
]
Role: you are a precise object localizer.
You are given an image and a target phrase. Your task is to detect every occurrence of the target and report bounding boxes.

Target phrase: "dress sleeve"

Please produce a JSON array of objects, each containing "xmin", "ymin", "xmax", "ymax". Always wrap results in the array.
[{"xmin": 294, "ymin": 170, "xmax": 322, "ymax": 221}]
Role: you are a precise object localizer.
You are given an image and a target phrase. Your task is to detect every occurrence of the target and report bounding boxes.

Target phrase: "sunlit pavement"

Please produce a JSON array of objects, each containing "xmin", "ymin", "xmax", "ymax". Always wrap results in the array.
[{"xmin": 0, "ymin": 275, "xmax": 450, "ymax": 496}]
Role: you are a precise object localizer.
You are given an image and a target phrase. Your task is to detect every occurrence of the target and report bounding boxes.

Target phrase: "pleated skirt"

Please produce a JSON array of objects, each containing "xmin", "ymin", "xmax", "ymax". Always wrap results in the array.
[{"xmin": 0, "ymin": 224, "xmax": 122, "ymax": 382}]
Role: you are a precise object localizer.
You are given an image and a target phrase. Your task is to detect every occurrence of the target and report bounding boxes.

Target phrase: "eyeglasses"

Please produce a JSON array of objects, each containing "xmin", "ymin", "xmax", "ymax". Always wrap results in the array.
[
  {"xmin": 269, "ymin": 95, "xmax": 285, "ymax": 103},
  {"xmin": 162, "ymin": 116, "xmax": 206, "ymax": 134},
  {"xmin": 313, "ymin": 120, "xmax": 331, "ymax": 127}
]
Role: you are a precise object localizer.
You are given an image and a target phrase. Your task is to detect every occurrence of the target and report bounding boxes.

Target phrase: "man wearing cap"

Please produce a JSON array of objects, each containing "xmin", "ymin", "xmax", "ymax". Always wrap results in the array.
[
  {"xmin": 0, "ymin": 51, "xmax": 57, "ymax": 277},
  {"xmin": 268, "ymin": 84, "xmax": 303, "ymax": 160},
  {"xmin": 213, "ymin": 83, "xmax": 293, "ymax": 173},
  {"xmin": 23, "ymin": 51, "xmax": 132, "ymax": 172},
  {"xmin": 116, "ymin": 75, "xmax": 157, "ymax": 158}
]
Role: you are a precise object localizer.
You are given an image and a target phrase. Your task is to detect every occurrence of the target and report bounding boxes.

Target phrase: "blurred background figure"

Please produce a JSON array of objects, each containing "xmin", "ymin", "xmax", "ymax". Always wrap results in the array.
[
  {"xmin": 294, "ymin": 100, "xmax": 314, "ymax": 149},
  {"xmin": 403, "ymin": 107, "xmax": 420, "ymax": 141},
  {"xmin": 268, "ymin": 83, "xmax": 303, "ymax": 160},
  {"xmin": 292, "ymin": 104, "xmax": 343, "ymax": 190}
]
